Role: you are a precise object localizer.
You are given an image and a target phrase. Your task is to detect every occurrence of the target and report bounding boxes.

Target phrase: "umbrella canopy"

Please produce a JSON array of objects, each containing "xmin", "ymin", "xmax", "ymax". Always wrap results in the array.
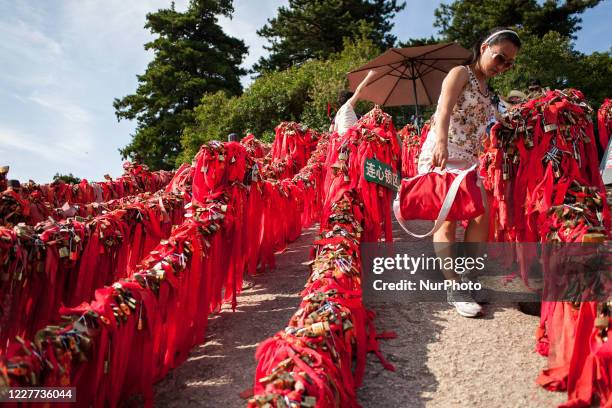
[{"xmin": 347, "ymin": 42, "xmax": 471, "ymax": 108}]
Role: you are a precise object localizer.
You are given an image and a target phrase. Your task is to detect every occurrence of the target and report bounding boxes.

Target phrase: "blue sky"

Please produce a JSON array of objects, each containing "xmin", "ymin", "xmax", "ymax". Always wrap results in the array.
[{"xmin": 0, "ymin": 0, "xmax": 610, "ymax": 183}]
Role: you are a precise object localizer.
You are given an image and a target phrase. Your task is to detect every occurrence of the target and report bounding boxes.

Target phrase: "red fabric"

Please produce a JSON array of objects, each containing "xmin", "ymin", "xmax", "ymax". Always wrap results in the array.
[
  {"xmin": 398, "ymin": 169, "xmax": 485, "ymax": 221},
  {"xmin": 598, "ymin": 99, "xmax": 612, "ymax": 152},
  {"xmin": 558, "ymin": 302, "xmax": 612, "ymax": 408}
]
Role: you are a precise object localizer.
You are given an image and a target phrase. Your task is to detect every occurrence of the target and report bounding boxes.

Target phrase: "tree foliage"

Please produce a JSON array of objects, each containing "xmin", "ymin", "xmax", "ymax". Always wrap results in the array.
[
  {"xmin": 53, "ymin": 173, "xmax": 81, "ymax": 184},
  {"xmin": 491, "ymin": 31, "xmax": 611, "ymax": 107},
  {"xmin": 434, "ymin": 0, "xmax": 601, "ymax": 47},
  {"xmin": 397, "ymin": 36, "xmax": 440, "ymax": 48},
  {"xmin": 179, "ymin": 35, "xmax": 382, "ymax": 162},
  {"xmin": 114, "ymin": 0, "xmax": 248, "ymax": 170},
  {"xmin": 432, "ymin": 1, "xmax": 610, "ymax": 107},
  {"xmin": 254, "ymin": 0, "xmax": 405, "ymax": 72}
]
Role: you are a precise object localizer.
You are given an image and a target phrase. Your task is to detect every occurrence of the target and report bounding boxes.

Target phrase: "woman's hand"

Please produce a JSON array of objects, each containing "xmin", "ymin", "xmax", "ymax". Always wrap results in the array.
[{"xmin": 431, "ymin": 141, "xmax": 448, "ymax": 169}]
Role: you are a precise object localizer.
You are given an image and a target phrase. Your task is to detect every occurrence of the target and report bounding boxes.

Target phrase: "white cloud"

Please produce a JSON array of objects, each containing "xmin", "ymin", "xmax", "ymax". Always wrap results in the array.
[
  {"xmin": 0, "ymin": 128, "xmax": 65, "ymax": 162},
  {"xmin": 0, "ymin": 18, "xmax": 62, "ymax": 58},
  {"xmin": 0, "ymin": 16, "xmax": 63, "ymax": 87},
  {"xmin": 28, "ymin": 93, "xmax": 93, "ymax": 123}
]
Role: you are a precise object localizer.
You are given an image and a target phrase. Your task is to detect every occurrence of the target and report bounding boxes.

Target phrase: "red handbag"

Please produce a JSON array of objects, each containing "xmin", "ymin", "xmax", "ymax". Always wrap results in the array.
[{"xmin": 393, "ymin": 164, "xmax": 485, "ymax": 237}]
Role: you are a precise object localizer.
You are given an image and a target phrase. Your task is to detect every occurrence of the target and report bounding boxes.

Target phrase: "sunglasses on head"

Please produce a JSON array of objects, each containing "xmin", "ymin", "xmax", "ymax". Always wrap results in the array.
[{"xmin": 487, "ymin": 47, "xmax": 515, "ymax": 69}]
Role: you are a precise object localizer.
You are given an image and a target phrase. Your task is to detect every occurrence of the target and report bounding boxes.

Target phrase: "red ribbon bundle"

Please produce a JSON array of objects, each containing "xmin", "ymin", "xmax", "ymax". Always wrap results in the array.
[
  {"xmin": 0, "ymin": 163, "xmax": 174, "ymax": 227},
  {"xmin": 251, "ymin": 107, "xmax": 401, "ymax": 407},
  {"xmin": 481, "ymin": 89, "xmax": 612, "ymax": 406},
  {"xmin": 271, "ymin": 122, "xmax": 319, "ymax": 176},
  {"xmin": 483, "ymin": 89, "xmax": 605, "ymax": 244},
  {"xmin": 0, "ymin": 192, "xmax": 187, "ymax": 349},
  {"xmin": 322, "ymin": 106, "xmax": 401, "ymax": 243},
  {"xmin": 399, "ymin": 122, "xmax": 429, "ymax": 178},
  {"xmin": 597, "ymin": 98, "xmax": 612, "ymax": 153},
  {"xmin": 242, "ymin": 133, "xmax": 270, "ymax": 159},
  {"xmin": 0, "ymin": 121, "xmax": 330, "ymax": 406},
  {"xmin": 249, "ymin": 192, "xmax": 396, "ymax": 408},
  {"xmin": 17, "ymin": 163, "xmax": 173, "ymax": 209}
]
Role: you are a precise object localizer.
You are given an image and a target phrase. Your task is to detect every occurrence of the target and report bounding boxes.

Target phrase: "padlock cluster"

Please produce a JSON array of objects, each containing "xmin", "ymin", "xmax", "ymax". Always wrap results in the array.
[
  {"xmin": 482, "ymin": 91, "xmax": 612, "ymax": 405},
  {"xmin": 544, "ymin": 180, "xmax": 608, "ymax": 242},
  {"xmin": 249, "ymin": 193, "xmax": 378, "ymax": 408},
  {"xmin": 322, "ymin": 105, "xmax": 401, "ymax": 243},
  {"xmin": 271, "ymin": 122, "xmax": 321, "ymax": 175},
  {"xmin": 0, "ymin": 190, "xmax": 187, "ymax": 348},
  {"xmin": 482, "ymin": 89, "xmax": 608, "ymax": 243},
  {"xmin": 0, "ymin": 120, "xmax": 331, "ymax": 406},
  {"xmin": 0, "ymin": 163, "xmax": 174, "ymax": 226},
  {"xmin": 250, "ymin": 107, "xmax": 402, "ymax": 407}
]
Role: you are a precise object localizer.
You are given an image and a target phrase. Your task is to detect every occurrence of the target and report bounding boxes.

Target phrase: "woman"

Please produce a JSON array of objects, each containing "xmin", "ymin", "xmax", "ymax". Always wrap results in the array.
[
  {"xmin": 418, "ymin": 28, "xmax": 521, "ymax": 317},
  {"xmin": 330, "ymin": 70, "xmax": 377, "ymax": 136}
]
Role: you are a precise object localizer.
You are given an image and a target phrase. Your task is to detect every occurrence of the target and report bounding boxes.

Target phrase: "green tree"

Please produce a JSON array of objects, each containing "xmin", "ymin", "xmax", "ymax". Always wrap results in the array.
[
  {"xmin": 434, "ymin": 0, "xmax": 601, "ymax": 47},
  {"xmin": 397, "ymin": 36, "xmax": 440, "ymax": 48},
  {"xmin": 114, "ymin": 0, "xmax": 248, "ymax": 170},
  {"xmin": 179, "ymin": 35, "xmax": 382, "ymax": 162},
  {"xmin": 491, "ymin": 31, "xmax": 611, "ymax": 107},
  {"xmin": 572, "ymin": 50, "xmax": 612, "ymax": 106},
  {"xmin": 300, "ymin": 33, "xmax": 382, "ymax": 129},
  {"xmin": 53, "ymin": 173, "xmax": 81, "ymax": 184},
  {"xmin": 254, "ymin": 0, "xmax": 405, "ymax": 72}
]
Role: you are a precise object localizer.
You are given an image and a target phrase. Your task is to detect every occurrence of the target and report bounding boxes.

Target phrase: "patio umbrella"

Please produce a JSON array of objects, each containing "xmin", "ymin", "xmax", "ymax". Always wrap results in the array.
[{"xmin": 347, "ymin": 42, "xmax": 471, "ymax": 118}]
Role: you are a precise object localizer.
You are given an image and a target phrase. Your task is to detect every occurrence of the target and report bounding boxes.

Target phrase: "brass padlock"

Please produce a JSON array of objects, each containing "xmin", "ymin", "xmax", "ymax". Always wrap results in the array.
[
  {"xmin": 595, "ymin": 316, "xmax": 609, "ymax": 330},
  {"xmin": 59, "ymin": 246, "xmax": 69, "ymax": 258}
]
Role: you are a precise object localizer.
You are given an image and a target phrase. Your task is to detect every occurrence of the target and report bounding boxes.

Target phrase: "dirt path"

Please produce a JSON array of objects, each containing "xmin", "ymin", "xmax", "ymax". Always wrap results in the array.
[{"xmin": 154, "ymin": 222, "xmax": 568, "ymax": 408}]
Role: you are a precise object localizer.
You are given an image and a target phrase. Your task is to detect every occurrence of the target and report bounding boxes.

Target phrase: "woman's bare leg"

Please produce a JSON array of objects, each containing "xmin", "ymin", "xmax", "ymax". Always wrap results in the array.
[{"xmin": 433, "ymin": 221, "xmax": 459, "ymax": 281}]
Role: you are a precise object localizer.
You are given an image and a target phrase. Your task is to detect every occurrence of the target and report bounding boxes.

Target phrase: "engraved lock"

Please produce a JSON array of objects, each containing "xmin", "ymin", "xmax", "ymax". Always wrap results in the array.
[
  {"xmin": 59, "ymin": 246, "xmax": 69, "ymax": 258},
  {"xmin": 310, "ymin": 321, "xmax": 329, "ymax": 336},
  {"xmin": 595, "ymin": 316, "xmax": 609, "ymax": 330},
  {"xmin": 78, "ymin": 334, "xmax": 92, "ymax": 351},
  {"xmin": 544, "ymin": 124, "xmax": 557, "ymax": 133},
  {"xmin": 302, "ymin": 396, "xmax": 317, "ymax": 408},
  {"xmin": 112, "ymin": 305, "xmax": 122, "ymax": 318}
]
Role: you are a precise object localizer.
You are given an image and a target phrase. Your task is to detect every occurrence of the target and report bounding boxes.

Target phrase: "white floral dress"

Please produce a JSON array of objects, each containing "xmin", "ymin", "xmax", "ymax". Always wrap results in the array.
[{"xmin": 418, "ymin": 65, "xmax": 495, "ymax": 173}]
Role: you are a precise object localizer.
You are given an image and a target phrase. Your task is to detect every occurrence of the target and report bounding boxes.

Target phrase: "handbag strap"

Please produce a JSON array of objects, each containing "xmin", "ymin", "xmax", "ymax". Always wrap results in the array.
[{"xmin": 393, "ymin": 164, "xmax": 477, "ymax": 238}]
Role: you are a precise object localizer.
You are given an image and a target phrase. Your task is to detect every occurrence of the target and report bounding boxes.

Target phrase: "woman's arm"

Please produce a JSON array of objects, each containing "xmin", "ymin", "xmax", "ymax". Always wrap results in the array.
[
  {"xmin": 431, "ymin": 66, "xmax": 469, "ymax": 168},
  {"xmin": 347, "ymin": 69, "xmax": 377, "ymax": 109}
]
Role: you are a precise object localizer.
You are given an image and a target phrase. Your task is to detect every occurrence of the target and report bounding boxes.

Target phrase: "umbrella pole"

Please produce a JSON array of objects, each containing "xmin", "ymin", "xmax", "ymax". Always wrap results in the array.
[{"xmin": 411, "ymin": 69, "xmax": 420, "ymax": 132}]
